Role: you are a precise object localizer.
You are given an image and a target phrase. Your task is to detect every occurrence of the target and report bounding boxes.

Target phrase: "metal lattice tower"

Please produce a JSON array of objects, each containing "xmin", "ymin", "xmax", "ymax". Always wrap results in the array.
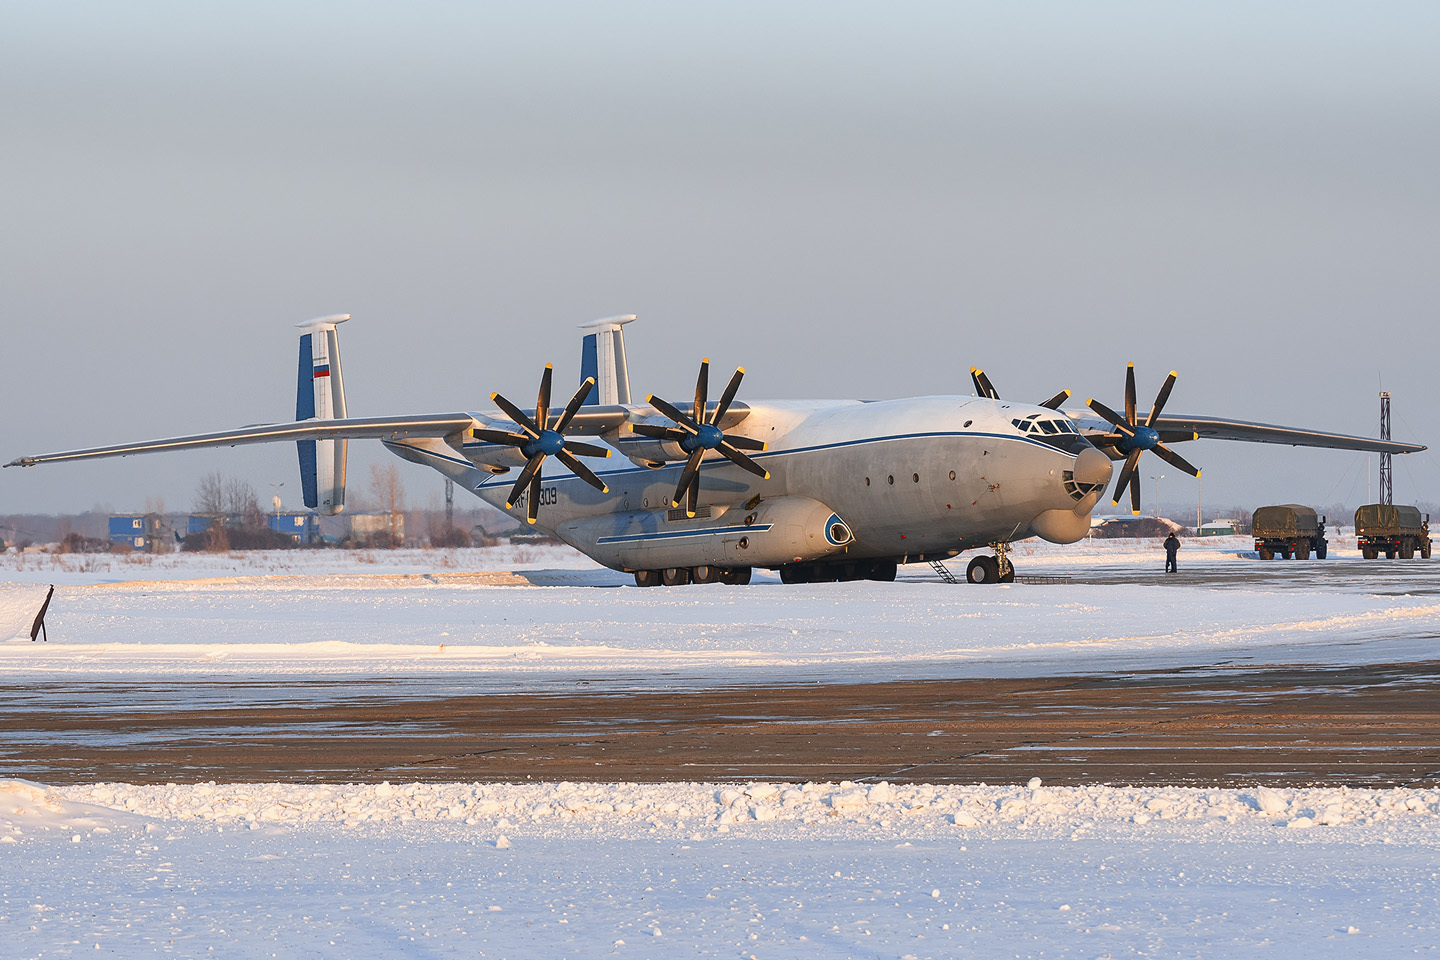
[{"xmin": 1379, "ymin": 391, "xmax": 1392, "ymax": 506}]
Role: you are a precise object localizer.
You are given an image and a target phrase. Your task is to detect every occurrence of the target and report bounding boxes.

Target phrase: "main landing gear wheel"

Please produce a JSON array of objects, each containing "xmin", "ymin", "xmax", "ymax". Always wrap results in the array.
[
  {"xmin": 661, "ymin": 567, "xmax": 692, "ymax": 586},
  {"xmin": 691, "ymin": 565, "xmax": 722, "ymax": 584},
  {"xmin": 634, "ymin": 569, "xmax": 662, "ymax": 588},
  {"xmin": 966, "ymin": 555, "xmax": 1000, "ymax": 584},
  {"xmin": 718, "ymin": 567, "xmax": 752, "ymax": 585}
]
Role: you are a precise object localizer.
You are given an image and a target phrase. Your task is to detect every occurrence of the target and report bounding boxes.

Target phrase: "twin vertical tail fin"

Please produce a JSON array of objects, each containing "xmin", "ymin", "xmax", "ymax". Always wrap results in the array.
[
  {"xmin": 578, "ymin": 315, "xmax": 635, "ymax": 406},
  {"xmin": 295, "ymin": 315, "xmax": 350, "ymax": 515}
]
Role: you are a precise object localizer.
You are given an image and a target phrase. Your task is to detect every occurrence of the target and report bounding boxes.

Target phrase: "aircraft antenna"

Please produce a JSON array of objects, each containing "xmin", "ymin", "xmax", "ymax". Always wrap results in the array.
[{"xmin": 1379, "ymin": 391, "xmax": 1392, "ymax": 505}]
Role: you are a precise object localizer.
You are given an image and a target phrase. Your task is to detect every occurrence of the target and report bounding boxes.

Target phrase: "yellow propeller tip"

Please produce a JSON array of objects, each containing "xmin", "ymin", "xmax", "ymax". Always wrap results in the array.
[
  {"xmin": 1195, "ymin": 471, "xmax": 1202, "ymax": 478},
  {"xmin": 1192, "ymin": 432, "xmax": 1199, "ymax": 441},
  {"xmin": 1127, "ymin": 362, "xmax": 1134, "ymax": 368},
  {"xmin": 544, "ymin": 362, "xmax": 553, "ymax": 369},
  {"xmin": 600, "ymin": 485, "xmax": 610, "ymax": 494},
  {"xmin": 736, "ymin": 366, "xmax": 745, "ymax": 374},
  {"xmin": 970, "ymin": 366, "xmax": 980, "ymax": 374},
  {"xmin": 670, "ymin": 500, "xmax": 681, "ymax": 508},
  {"xmin": 602, "ymin": 449, "xmax": 612, "ymax": 457},
  {"xmin": 1170, "ymin": 371, "xmax": 1178, "ymax": 378},
  {"xmin": 644, "ymin": 394, "xmax": 656, "ymax": 403},
  {"xmin": 526, "ymin": 517, "xmax": 537, "ymax": 525},
  {"xmin": 701, "ymin": 357, "xmax": 710, "ymax": 364},
  {"xmin": 762, "ymin": 472, "xmax": 771, "ymax": 480},
  {"xmin": 505, "ymin": 501, "xmax": 516, "ymax": 510},
  {"xmin": 1131, "ymin": 509, "xmax": 1141, "ymax": 516}
]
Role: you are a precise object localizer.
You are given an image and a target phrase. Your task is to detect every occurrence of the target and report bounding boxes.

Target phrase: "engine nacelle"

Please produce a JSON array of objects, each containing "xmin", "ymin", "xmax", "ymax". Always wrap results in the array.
[
  {"xmin": 605, "ymin": 425, "xmax": 687, "ymax": 468},
  {"xmin": 450, "ymin": 426, "xmax": 529, "ymax": 474},
  {"xmin": 555, "ymin": 495, "xmax": 854, "ymax": 571}
]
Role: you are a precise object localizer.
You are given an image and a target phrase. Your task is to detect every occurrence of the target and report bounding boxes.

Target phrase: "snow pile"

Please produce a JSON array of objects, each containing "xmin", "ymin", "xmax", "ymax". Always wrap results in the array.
[
  {"xmin": 46, "ymin": 779, "xmax": 1440, "ymax": 835},
  {"xmin": 0, "ymin": 779, "xmax": 149, "ymax": 839}
]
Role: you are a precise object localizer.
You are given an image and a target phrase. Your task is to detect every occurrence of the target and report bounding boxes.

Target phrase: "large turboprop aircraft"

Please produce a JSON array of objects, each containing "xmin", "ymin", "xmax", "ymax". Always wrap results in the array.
[{"xmin": 7, "ymin": 315, "xmax": 1425, "ymax": 585}]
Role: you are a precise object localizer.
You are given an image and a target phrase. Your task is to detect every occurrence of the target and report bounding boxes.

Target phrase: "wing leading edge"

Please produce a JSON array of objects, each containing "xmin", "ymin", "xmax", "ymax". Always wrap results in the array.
[{"xmin": 1069, "ymin": 410, "xmax": 1425, "ymax": 455}]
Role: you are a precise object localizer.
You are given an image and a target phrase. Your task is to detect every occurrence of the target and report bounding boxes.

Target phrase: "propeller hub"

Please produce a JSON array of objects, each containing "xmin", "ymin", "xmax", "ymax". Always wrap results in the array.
[
  {"xmin": 1121, "ymin": 425, "xmax": 1160, "ymax": 453},
  {"xmin": 524, "ymin": 429, "xmax": 567, "ymax": 458},
  {"xmin": 695, "ymin": 423, "xmax": 724, "ymax": 449}
]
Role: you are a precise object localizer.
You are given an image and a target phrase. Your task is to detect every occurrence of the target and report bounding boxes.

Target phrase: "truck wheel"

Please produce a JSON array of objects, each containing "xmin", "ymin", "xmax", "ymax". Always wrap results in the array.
[
  {"xmin": 1316, "ymin": 541, "xmax": 1328, "ymax": 560},
  {"xmin": 1362, "ymin": 545, "xmax": 1377, "ymax": 560},
  {"xmin": 1401, "ymin": 541, "xmax": 1415, "ymax": 560},
  {"xmin": 1423, "ymin": 541, "xmax": 1433, "ymax": 560},
  {"xmin": 1280, "ymin": 547, "xmax": 1291, "ymax": 560},
  {"xmin": 1258, "ymin": 546, "xmax": 1273, "ymax": 561},
  {"xmin": 1385, "ymin": 547, "xmax": 1396, "ymax": 560},
  {"xmin": 966, "ymin": 555, "xmax": 1000, "ymax": 584},
  {"xmin": 1294, "ymin": 540, "xmax": 1311, "ymax": 561}
]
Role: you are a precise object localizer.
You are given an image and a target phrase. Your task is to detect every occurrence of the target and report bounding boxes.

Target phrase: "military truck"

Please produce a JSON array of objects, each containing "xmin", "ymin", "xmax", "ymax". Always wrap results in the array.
[
  {"xmin": 1252, "ymin": 504, "xmax": 1327, "ymax": 560},
  {"xmin": 1355, "ymin": 504, "xmax": 1432, "ymax": 560}
]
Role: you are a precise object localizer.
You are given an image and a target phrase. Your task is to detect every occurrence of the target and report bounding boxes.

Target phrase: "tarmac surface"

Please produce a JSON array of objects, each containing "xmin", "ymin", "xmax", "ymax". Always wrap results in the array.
[{"xmin": 5, "ymin": 660, "xmax": 1438, "ymax": 788}]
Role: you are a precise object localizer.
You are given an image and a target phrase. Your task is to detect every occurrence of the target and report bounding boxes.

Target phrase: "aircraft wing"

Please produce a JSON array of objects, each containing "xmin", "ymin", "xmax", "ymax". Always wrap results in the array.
[
  {"xmin": 5, "ymin": 405, "xmax": 646, "ymax": 469},
  {"xmin": 4, "ymin": 414, "xmax": 486, "ymax": 468},
  {"xmin": 1067, "ymin": 409, "xmax": 1426, "ymax": 454}
]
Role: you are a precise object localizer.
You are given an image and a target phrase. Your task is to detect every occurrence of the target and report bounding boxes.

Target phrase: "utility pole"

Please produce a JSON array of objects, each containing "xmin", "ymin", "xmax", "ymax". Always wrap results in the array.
[
  {"xmin": 1379, "ymin": 391, "xmax": 1392, "ymax": 506},
  {"xmin": 444, "ymin": 478, "xmax": 454, "ymax": 530}
]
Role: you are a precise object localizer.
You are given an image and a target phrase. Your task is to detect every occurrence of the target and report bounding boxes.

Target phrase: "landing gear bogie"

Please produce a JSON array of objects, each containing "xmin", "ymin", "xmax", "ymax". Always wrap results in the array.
[{"xmin": 634, "ymin": 566, "xmax": 752, "ymax": 587}]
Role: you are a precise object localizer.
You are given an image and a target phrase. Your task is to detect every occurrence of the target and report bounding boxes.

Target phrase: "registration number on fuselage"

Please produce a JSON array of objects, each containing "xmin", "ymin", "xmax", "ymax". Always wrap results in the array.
[{"xmin": 514, "ymin": 486, "xmax": 559, "ymax": 509}]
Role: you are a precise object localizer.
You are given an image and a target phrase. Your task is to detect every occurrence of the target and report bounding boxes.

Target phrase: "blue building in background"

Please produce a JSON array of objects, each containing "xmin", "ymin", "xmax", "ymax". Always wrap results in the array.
[
  {"xmin": 108, "ymin": 515, "xmax": 156, "ymax": 552},
  {"xmin": 269, "ymin": 512, "xmax": 321, "ymax": 544}
]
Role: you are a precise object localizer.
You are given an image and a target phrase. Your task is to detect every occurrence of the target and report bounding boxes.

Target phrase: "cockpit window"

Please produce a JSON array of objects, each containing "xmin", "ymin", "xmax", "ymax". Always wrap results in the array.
[{"xmin": 1012, "ymin": 415, "xmax": 1084, "ymax": 449}]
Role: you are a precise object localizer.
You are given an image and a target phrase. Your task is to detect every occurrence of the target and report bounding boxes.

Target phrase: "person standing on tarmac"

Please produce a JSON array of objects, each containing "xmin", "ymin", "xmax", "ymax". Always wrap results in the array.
[{"xmin": 1163, "ymin": 531, "xmax": 1181, "ymax": 574}]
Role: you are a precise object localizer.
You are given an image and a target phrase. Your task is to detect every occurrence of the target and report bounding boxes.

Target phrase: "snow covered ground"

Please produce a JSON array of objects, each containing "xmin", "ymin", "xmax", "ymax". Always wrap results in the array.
[
  {"xmin": 4, "ymin": 541, "xmax": 1439, "ymax": 957},
  {"xmin": 5, "ymin": 777, "xmax": 1438, "ymax": 958},
  {"xmin": 2, "ymin": 538, "xmax": 1438, "ymax": 683}
]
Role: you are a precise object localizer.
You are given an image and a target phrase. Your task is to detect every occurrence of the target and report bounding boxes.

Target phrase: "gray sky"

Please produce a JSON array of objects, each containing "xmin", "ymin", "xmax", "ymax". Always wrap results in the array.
[{"xmin": 4, "ymin": 1, "xmax": 1438, "ymax": 519}]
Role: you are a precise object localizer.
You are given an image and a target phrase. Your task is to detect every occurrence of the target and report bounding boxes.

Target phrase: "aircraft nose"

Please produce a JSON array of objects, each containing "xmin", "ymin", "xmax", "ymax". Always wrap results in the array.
[{"xmin": 1073, "ymin": 445, "xmax": 1113, "ymax": 488}]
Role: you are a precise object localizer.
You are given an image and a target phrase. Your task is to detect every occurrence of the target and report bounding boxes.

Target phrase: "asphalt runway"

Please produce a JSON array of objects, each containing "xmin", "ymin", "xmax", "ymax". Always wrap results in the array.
[{"xmin": 4, "ymin": 660, "xmax": 1438, "ymax": 788}]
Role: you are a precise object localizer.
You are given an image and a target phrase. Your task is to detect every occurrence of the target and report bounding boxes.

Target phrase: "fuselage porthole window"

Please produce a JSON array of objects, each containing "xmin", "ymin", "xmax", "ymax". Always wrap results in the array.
[
  {"xmin": 864, "ymin": 477, "xmax": 870, "ymax": 486},
  {"xmin": 887, "ymin": 475, "xmax": 894, "ymax": 485},
  {"xmin": 912, "ymin": 473, "xmax": 919, "ymax": 483},
  {"xmin": 963, "ymin": 420, "xmax": 973, "ymax": 428},
  {"xmin": 949, "ymin": 470, "xmax": 956, "ymax": 481}
]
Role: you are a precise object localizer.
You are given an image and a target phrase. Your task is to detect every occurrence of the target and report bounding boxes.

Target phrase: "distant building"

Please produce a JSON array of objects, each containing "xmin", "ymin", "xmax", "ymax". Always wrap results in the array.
[
  {"xmin": 349, "ymin": 513, "xmax": 404, "ymax": 543},
  {"xmin": 108, "ymin": 515, "xmax": 157, "ymax": 552},
  {"xmin": 268, "ymin": 512, "xmax": 321, "ymax": 544}
]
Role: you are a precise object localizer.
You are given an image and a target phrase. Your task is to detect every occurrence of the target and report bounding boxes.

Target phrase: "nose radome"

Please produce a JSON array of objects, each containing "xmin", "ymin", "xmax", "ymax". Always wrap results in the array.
[{"xmin": 1073, "ymin": 446, "xmax": 1113, "ymax": 487}]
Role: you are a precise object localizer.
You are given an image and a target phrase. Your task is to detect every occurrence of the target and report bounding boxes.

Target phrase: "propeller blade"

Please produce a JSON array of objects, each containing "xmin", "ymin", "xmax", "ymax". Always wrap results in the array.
[
  {"xmin": 672, "ymin": 448, "xmax": 705, "ymax": 510},
  {"xmin": 970, "ymin": 366, "xmax": 999, "ymax": 400},
  {"xmin": 1157, "ymin": 430, "xmax": 1199, "ymax": 444},
  {"xmin": 1128, "ymin": 470, "xmax": 1141, "ymax": 516},
  {"xmin": 556, "ymin": 449, "xmax": 608, "ymax": 493},
  {"xmin": 685, "ymin": 471, "xmax": 699, "ymax": 518},
  {"xmin": 1086, "ymin": 398, "xmax": 1136, "ymax": 436},
  {"xmin": 712, "ymin": 367, "xmax": 745, "ymax": 424},
  {"xmin": 629, "ymin": 423, "xmax": 687, "ymax": 442},
  {"xmin": 716, "ymin": 441, "xmax": 769, "ymax": 479},
  {"xmin": 1151, "ymin": 441, "xmax": 1201, "ymax": 478},
  {"xmin": 491, "ymin": 392, "xmax": 540, "ymax": 438},
  {"xmin": 720, "ymin": 434, "xmax": 766, "ymax": 452},
  {"xmin": 1146, "ymin": 372, "xmax": 1177, "ymax": 427},
  {"xmin": 526, "ymin": 471, "xmax": 542, "ymax": 525},
  {"xmin": 1124, "ymin": 363, "xmax": 1137, "ymax": 425},
  {"xmin": 554, "ymin": 377, "xmax": 595, "ymax": 433},
  {"xmin": 1039, "ymin": 389, "xmax": 1071, "ymax": 410},
  {"xmin": 536, "ymin": 364, "xmax": 553, "ymax": 432},
  {"xmin": 506, "ymin": 454, "xmax": 545, "ymax": 509},
  {"xmin": 1111, "ymin": 450, "xmax": 1142, "ymax": 507},
  {"xmin": 562, "ymin": 439, "xmax": 612, "ymax": 459},
  {"xmin": 647, "ymin": 395, "xmax": 700, "ymax": 434},
  {"xmin": 694, "ymin": 359, "xmax": 709, "ymax": 425},
  {"xmin": 471, "ymin": 428, "xmax": 529, "ymax": 447}
]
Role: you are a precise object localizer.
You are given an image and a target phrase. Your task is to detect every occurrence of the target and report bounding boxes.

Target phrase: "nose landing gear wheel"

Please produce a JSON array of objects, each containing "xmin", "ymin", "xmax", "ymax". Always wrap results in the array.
[{"xmin": 966, "ymin": 555, "xmax": 1000, "ymax": 584}]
